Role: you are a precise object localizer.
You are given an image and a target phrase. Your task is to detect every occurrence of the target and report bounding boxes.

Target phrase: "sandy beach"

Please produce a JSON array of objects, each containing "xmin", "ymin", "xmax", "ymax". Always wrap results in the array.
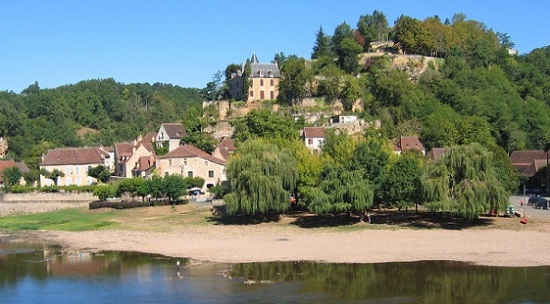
[{"xmin": 4, "ymin": 201, "xmax": 550, "ymax": 267}]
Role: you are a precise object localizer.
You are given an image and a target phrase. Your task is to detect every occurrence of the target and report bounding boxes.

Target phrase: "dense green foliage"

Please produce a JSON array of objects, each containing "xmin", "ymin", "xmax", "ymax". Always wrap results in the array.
[
  {"xmin": 224, "ymin": 140, "xmax": 298, "ymax": 215},
  {"xmin": 422, "ymin": 143, "xmax": 509, "ymax": 220}
]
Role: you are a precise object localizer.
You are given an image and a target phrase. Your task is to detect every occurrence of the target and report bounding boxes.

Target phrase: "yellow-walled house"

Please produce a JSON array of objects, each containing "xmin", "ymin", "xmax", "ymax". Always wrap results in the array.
[
  {"xmin": 228, "ymin": 53, "xmax": 280, "ymax": 102},
  {"xmin": 39, "ymin": 147, "xmax": 113, "ymax": 186},
  {"xmin": 157, "ymin": 144, "xmax": 226, "ymax": 191}
]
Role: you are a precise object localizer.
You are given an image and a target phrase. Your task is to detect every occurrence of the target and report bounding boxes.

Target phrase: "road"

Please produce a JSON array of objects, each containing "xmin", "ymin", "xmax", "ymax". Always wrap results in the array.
[{"xmin": 509, "ymin": 195, "xmax": 550, "ymax": 218}]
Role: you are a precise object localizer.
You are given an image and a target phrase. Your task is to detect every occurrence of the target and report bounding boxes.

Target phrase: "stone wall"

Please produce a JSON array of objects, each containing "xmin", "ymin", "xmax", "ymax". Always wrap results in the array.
[{"xmin": 0, "ymin": 192, "xmax": 96, "ymax": 203}]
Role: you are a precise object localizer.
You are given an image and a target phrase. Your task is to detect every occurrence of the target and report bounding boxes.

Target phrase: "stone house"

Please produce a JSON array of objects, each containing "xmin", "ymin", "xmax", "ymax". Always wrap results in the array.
[
  {"xmin": 509, "ymin": 150, "xmax": 548, "ymax": 177},
  {"xmin": 303, "ymin": 127, "xmax": 326, "ymax": 154},
  {"xmin": 39, "ymin": 147, "xmax": 113, "ymax": 186},
  {"xmin": 228, "ymin": 53, "xmax": 280, "ymax": 102},
  {"xmin": 157, "ymin": 144, "xmax": 226, "ymax": 191},
  {"xmin": 114, "ymin": 133, "xmax": 157, "ymax": 178},
  {"xmin": 0, "ymin": 160, "xmax": 30, "ymax": 187},
  {"xmin": 212, "ymin": 138, "xmax": 236, "ymax": 161},
  {"xmin": 392, "ymin": 136, "xmax": 426, "ymax": 155},
  {"xmin": 156, "ymin": 123, "xmax": 188, "ymax": 153}
]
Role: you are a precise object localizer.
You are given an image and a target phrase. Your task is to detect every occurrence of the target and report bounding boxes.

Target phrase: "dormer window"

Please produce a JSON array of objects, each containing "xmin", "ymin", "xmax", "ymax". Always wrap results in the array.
[{"xmin": 258, "ymin": 69, "xmax": 263, "ymax": 77}]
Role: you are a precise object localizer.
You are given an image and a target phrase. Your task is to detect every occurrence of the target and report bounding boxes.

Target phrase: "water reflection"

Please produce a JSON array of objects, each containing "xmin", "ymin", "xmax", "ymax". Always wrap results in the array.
[
  {"xmin": 1, "ymin": 239, "xmax": 550, "ymax": 304},
  {"xmin": 228, "ymin": 260, "xmax": 550, "ymax": 303}
]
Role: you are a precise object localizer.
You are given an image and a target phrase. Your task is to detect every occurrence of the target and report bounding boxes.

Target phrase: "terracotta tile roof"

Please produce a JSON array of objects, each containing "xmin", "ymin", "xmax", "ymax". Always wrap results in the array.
[
  {"xmin": 40, "ymin": 147, "xmax": 106, "ymax": 166},
  {"xmin": 114, "ymin": 142, "xmax": 134, "ymax": 160},
  {"xmin": 394, "ymin": 136, "xmax": 425, "ymax": 152},
  {"xmin": 140, "ymin": 132, "xmax": 157, "ymax": 144},
  {"xmin": 217, "ymin": 138, "xmax": 236, "ymax": 161},
  {"xmin": 509, "ymin": 150, "xmax": 547, "ymax": 173},
  {"xmin": 0, "ymin": 160, "xmax": 29, "ymax": 182},
  {"xmin": 160, "ymin": 145, "xmax": 226, "ymax": 165},
  {"xmin": 162, "ymin": 123, "xmax": 188, "ymax": 139},
  {"xmin": 521, "ymin": 159, "xmax": 548, "ymax": 177},
  {"xmin": 135, "ymin": 155, "xmax": 155, "ymax": 172},
  {"xmin": 303, "ymin": 127, "xmax": 326, "ymax": 138}
]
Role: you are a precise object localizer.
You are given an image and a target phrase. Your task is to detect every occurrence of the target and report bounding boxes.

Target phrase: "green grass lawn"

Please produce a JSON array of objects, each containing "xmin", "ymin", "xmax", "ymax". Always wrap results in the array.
[{"xmin": 0, "ymin": 208, "xmax": 119, "ymax": 232}]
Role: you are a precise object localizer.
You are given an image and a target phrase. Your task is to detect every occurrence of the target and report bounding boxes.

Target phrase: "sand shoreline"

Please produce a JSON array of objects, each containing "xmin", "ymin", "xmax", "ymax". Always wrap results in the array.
[{"xmin": 34, "ymin": 225, "xmax": 550, "ymax": 267}]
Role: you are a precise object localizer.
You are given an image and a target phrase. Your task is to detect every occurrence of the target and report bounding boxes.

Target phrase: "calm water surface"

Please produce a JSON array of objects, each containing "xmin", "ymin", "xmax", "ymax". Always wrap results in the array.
[{"xmin": 1, "ymin": 238, "xmax": 549, "ymax": 303}]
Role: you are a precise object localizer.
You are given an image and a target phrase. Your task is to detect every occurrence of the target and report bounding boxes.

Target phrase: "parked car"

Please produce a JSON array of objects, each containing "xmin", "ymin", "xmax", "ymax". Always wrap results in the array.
[
  {"xmin": 536, "ymin": 199, "xmax": 550, "ymax": 210},
  {"xmin": 528, "ymin": 196, "xmax": 545, "ymax": 205}
]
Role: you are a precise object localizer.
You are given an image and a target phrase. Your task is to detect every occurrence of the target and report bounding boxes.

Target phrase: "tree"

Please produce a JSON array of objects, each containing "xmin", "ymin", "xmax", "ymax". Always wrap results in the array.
[
  {"xmin": 2, "ymin": 167, "xmax": 22, "ymax": 189},
  {"xmin": 93, "ymin": 184, "xmax": 114, "ymax": 201},
  {"xmin": 115, "ymin": 177, "xmax": 146, "ymax": 201},
  {"xmin": 381, "ymin": 151, "xmax": 424, "ymax": 211},
  {"xmin": 336, "ymin": 37, "xmax": 363, "ymax": 74},
  {"xmin": 163, "ymin": 174, "xmax": 187, "ymax": 203},
  {"xmin": 312, "ymin": 26, "xmax": 332, "ymax": 59},
  {"xmin": 357, "ymin": 10, "xmax": 389, "ymax": 49},
  {"xmin": 87, "ymin": 165, "xmax": 111, "ymax": 183},
  {"xmin": 422, "ymin": 143, "xmax": 508, "ymax": 220},
  {"xmin": 340, "ymin": 75, "xmax": 362, "ymax": 111},
  {"xmin": 224, "ymin": 140, "xmax": 298, "ymax": 215},
  {"xmin": 302, "ymin": 163, "xmax": 373, "ymax": 215},
  {"xmin": 232, "ymin": 109, "xmax": 300, "ymax": 143},
  {"xmin": 277, "ymin": 56, "xmax": 310, "ymax": 106},
  {"xmin": 392, "ymin": 15, "xmax": 424, "ymax": 54},
  {"xmin": 39, "ymin": 168, "xmax": 65, "ymax": 186}
]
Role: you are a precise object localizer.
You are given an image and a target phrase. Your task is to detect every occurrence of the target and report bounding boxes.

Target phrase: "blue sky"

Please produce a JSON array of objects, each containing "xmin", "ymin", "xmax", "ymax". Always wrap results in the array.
[{"xmin": 1, "ymin": 1, "xmax": 549, "ymax": 93}]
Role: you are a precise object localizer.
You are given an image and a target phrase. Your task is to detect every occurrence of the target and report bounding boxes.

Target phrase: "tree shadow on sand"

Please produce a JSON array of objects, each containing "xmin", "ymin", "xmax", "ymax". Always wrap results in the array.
[
  {"xmin": 207, "ymin": 206, "xmax": 498, "ymax": 229},
  {"xmin": 288, "ymin": 212, "xmax": 359, "ymax": 228},
  {"xmin": 368, "ymin": 210, "xmax": 495, "ymax": 230},
  {"xmin": 207, "ymin": 205, "xmax": 282, "ymax": 225}
]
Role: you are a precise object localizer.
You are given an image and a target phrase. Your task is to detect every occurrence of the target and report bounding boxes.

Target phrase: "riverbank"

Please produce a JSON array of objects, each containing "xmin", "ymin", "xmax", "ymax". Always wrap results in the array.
[{"xmin": 3, "ymin": 202, "xmax": 550, "ymax": 267}]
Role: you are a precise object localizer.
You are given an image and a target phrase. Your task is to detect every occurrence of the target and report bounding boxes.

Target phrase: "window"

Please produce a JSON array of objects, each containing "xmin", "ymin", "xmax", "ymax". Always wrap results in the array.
[
  {"xmin": 260, "ymin": 79, "xmax": 264, "ymax": 86},
  {"xmin": 208, "ymin": 170, "xmax": 214, "ymax": 178},
  {"xmin": 75, "ymin": 166, "xmax": 79, "ymax": 174},
  {"xmin": 184, "ymin": 158, "xmax": 187, "ymax": 165},
  {"xmin": 270, "ymin": 79, "xmax": 274, "ymax": 86},
  {"xmin": 187, "ymin": 171, "xmax": 193, "ymax": 178},
  {"xmin": 164, "ymin": 171, "xmax": 169, "ymax": 177},
  {"xmin": 260, "ymin": 91, "xmax": 265, "ymax": 99},
  {"xmin": 270, "ymin": 91, "xmax": 274, "ymax": 99},
  {"xmin": 308, "ymin": 138, "xmax": 313, "ymax": 145},
  {"xmin": 250, "ymin": 90, "xmax": 254, "ymax": 97},
  {"xmin": 204, "ymin": 160, "xmax": 209, "ymax": 166},
  {"xmin": 168, "ymin": 159, "xmax": 172, "ymax": 166}
]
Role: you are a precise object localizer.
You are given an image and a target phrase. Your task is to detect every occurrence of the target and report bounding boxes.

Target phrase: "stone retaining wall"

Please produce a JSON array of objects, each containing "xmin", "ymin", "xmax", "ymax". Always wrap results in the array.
[{"xmin": 0, "ymin": 192, "xmax": 96, "ymax": 203}]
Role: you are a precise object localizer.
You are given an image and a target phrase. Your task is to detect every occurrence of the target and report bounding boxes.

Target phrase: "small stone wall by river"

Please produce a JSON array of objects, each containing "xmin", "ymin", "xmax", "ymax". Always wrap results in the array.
[{"xmin": 0, "ymin": 192, "xmax": 94, "ymax": 216}]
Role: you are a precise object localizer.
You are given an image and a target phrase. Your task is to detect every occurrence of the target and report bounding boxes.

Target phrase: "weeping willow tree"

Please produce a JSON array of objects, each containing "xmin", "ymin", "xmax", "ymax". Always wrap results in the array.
[
  {"xmin": 224, "ymin": 139, "xmax": 298, "ymax": 215},
  {"xmin": 422, "ymin": 143, "xmax": 508, "ymax": 220},
  {"xmin": 303, "ymin": 163, "xmax": 373, "ymax": 215}
]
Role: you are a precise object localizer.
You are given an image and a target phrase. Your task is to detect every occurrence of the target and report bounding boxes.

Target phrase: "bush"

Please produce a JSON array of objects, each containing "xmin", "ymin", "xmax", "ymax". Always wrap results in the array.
[{"xmin": 8, "ymin": 185, "xmax": 34, "ymax": 193}]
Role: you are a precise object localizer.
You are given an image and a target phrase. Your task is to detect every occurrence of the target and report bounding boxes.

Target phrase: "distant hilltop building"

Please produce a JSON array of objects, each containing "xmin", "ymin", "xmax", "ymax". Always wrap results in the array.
[{"xmin": 228, "ymin": 53, "xmax": 280, "ymax": 102}]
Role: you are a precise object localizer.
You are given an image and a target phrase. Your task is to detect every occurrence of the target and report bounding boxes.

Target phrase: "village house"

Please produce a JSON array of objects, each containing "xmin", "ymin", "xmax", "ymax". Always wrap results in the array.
[
  {"xmin": 113, "ymin": 133, "xmax": 157, "ymax": 178},
  {"xmin": 155, "ymin": 122, "xmax": 188, "ymax": 153},
  {"xmin": 303, "ymin": 127, "xmax": 326, "ymax": 154},
  {"xmin": 509, "ymin": 150, "xmax": 548, "ymax": 177},
  {"xmin": 393, "ymin": 136, "xmax": 426, "ymax": 155},
  {"xmin": 212, "ymin": 138, "xmax": 236, "ymax": 161},
  {"xmin": 39, "ymin": 147, "xmax": 113, "ymax": 186},
  {"xmin": 228, "ymin": 53, "xmax": 280, "ymax": 102},
  {"xmin": 157, "ymin": 144, "xmax": 227, "ymax": 191},
  {"xmin": 0, "ymin": 160, "xmax": 30, "ymax": 187}
]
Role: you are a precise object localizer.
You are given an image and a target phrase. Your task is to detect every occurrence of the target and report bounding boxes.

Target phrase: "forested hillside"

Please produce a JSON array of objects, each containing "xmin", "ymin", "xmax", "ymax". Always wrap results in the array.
[
  {"xmin": 269, "ymin": 11, "xmax": 550, "ymax": 154},
  {"xmin": 0, "ymin": 79, "xmax": 201, "ymax": 169}
]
